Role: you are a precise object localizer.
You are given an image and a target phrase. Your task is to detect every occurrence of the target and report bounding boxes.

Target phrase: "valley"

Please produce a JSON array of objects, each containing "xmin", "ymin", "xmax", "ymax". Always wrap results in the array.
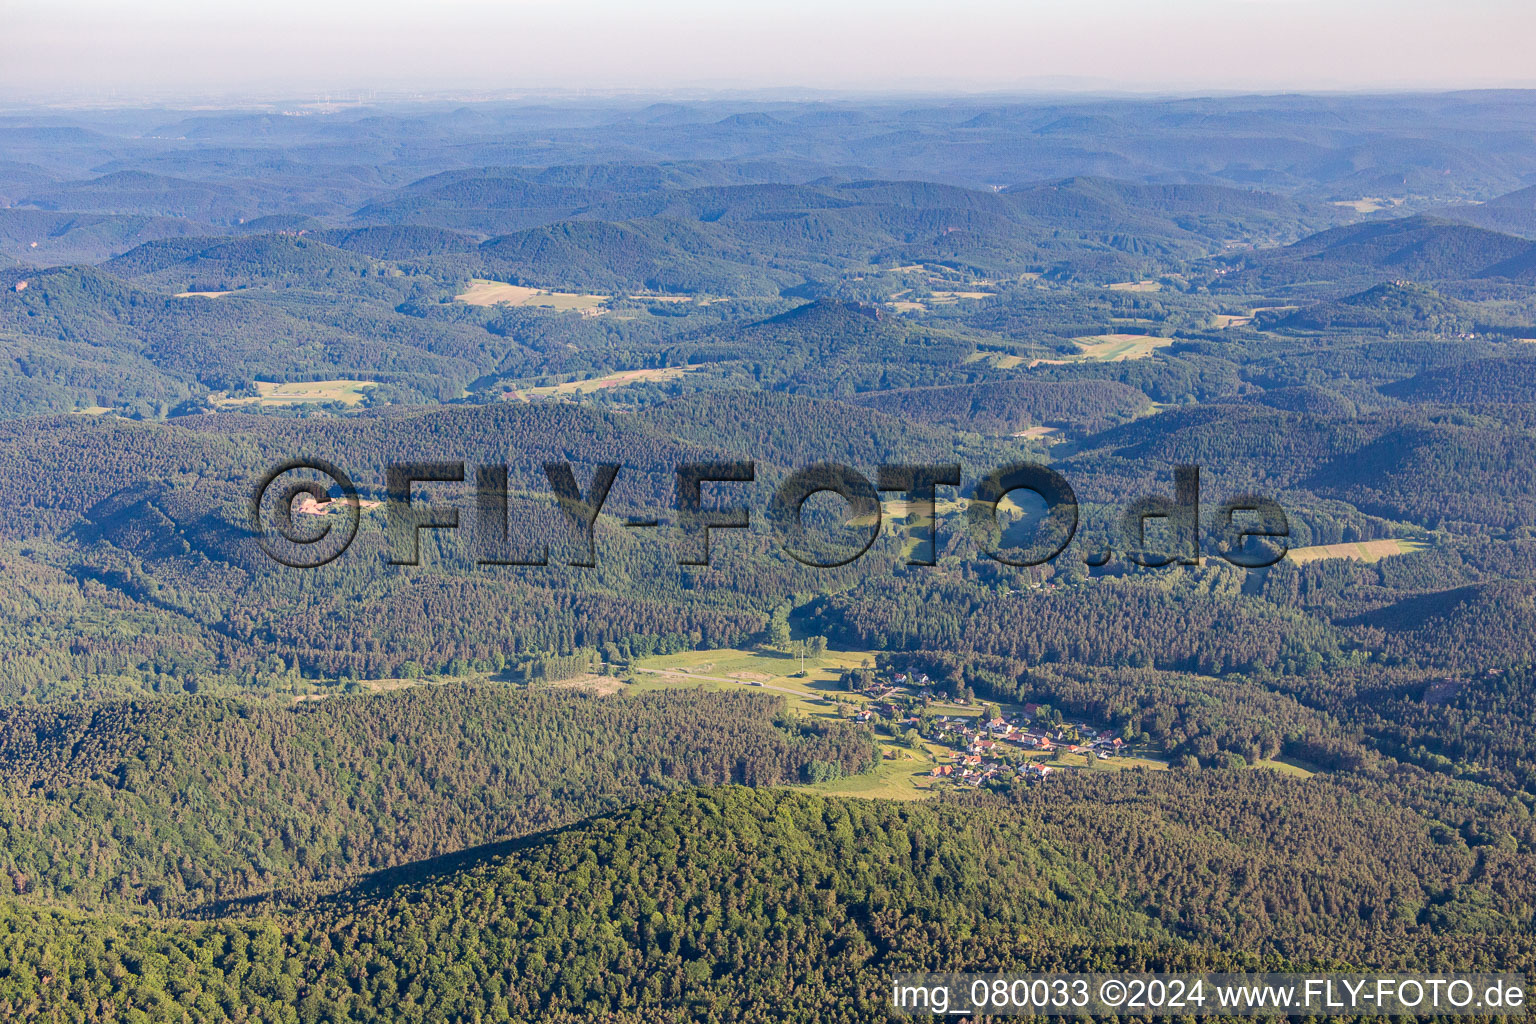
[{"xmin": 2, "ymin": 89, "xmax": 1536, "ymax": 1022}]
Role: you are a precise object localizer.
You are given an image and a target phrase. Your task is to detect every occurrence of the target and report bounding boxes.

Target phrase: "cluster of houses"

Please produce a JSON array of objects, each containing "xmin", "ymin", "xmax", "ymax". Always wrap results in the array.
[
  {"xmin": 924, "ymin": 708, "xmax": 1127, "ymax": 787},
  {"xmin": 851, "ymin": 674, "xmax": 1127, "ymax": 789}
]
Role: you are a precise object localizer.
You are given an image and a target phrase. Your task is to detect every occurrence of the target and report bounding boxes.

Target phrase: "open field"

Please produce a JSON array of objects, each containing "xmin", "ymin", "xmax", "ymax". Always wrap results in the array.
[
  {"xmin": 880, "ymin": 498, "xmax": 927, "ymax": 520},
  {"xmin": 546, "ymin": 673, "xmax": 628, "ymax": 696},
  {"xmin": 1030, "ymin": 334, "xmax": 1173, "ymax": 366},
  {"xmin": 632, "ymin": 646, "xmax": 879, "ymax": 710},
  {"xmin": 632, "ymin": 646, "xmax": 997, "ymax": 728},
  {"xmin": 1026, "ymin": 749, "xmax": 1167, "ymax": 772},
  {"xmin": 889, "ymin": 283, "xmax": 995, "ymax": 312},
  {"xmin": 456, "ymin": 280, "xmax": 541, "ymax": 305},
  {"xmin": 1254, "ymin": 755, "xmax": 1319, "ymax": 778},
  {"xmin": 805, "ymin": 744, "xmax": 944, "ymax": 801},
  {"xmin": 174, "ymin": 290, "xmax": 232, "ymax": 298},
  {"xmin": 929, "ymin": 289, "xmax": 994, "ymax": 302},
  {"xmin": 963, "ymin": 350, "xmax": 1028, "ymax": 369},
  {"xmin": 1071, "ymin": 333, "xmax": 1173, "ymax": 360},
  {"xmin": 1287, "ymin": 538, "xmax": 1428, "ymax": 564},
  {"xmin": 455, "ymin": 278, "xmax": 608, "ymax": 313},
  {"xmin": 213, "ymin": 379, "xmax": 376, "ymax": 408},
  {"xmin": 631, "ymin": 650, "xmax": 965, "ymax": 802},
  {"xmin": 1331, "ymin": 197, "xmax": 1403, "ymax": 214},
  {"xmin": 1212, "ymin": 313, "xmax": 1252, "ymax": 328},
  {"xmin": 290, "ymin": 670, "xmax": 488, "ymax": 702},
  {"xmin": 507, "ymin": 366, "xmax": 694, "ymax": 399},
  {"xmin": 1107, "ymin": 280, "xmax": 1161, "ymax": 292}
]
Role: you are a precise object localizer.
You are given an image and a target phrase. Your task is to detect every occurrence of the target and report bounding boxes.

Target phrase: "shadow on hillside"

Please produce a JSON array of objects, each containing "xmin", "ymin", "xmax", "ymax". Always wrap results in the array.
[{"xmin": 185, "ymin": 821, "xmax": 587, "ymax": 919}]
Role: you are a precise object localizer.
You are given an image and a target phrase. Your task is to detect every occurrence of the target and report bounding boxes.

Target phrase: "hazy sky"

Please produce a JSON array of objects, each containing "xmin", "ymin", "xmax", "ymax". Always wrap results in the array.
[{"xmin": 5, "ymin": 0, "xmax": 1536, "ymax": 102}]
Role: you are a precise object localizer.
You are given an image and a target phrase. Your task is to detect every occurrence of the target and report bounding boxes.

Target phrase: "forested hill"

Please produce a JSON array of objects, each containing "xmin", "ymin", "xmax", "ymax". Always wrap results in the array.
[
  {"xmin": 0, "ymin": 685, "xmax": 873, "ymax": 911},
  {"xmin": 1260, "ymin": 281, "xmax": 1520, "ymax": 334},
  {"xmin": 1433, "ymin": 184, "xmax": 1536, "ymax": 238},
  {"xmin": 2, "ymin": 776, "xmax": 1533, "ymax": 1022},
  {"xmin": 850, "ymin": 379, "xmax": 1152, "ymax": 434},
  {"xmin": 7, "ymin": 93, "xmax": 1536, "ymax": 1023},
  {"xmin": 1380, "ymin": 354, "xmax": 1536, "ymax": 403},
  {"xmin": 1219, "ymin": 216, "xmax": 1536, "ymax": 293}
]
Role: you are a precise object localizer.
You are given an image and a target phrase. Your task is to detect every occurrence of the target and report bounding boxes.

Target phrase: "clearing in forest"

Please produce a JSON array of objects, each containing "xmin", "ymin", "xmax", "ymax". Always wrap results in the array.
[
  {"xmin": 213, "ymin": 379, "xmax": 376, "ymax": 407},
  {"xmin": 456, "ymin": 278, "xmax": 608, "ymax": 314},
  {"xmin": 1287, "ymin": 538, "xmax": 1428, "ymax": 564}
]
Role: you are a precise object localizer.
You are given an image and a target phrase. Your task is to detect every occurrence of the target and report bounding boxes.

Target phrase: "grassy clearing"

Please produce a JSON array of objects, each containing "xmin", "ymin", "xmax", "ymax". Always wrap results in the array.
[
  {"xmin": 546, "ymin": 673, "xmax": 628, "ymax": 696},
  {"xmin": 632, "ymin": 647, "xmax": 992, "ymax": 731},
  {"xmin": 1030, "ymin": 750, "xmax": 1166, "ymax": 773},
  {"xmin": 290, "ymin": 671, "xmax": 484, "ymax": 702},
  {"xmin": 630, "ymin": 645, "xmax": 958, "ymax": 802},
  {"xmin": 456, "ymin": 281, "xmax": 541, "ymax": 305},
  {"xmin": 632, "ymin": 646, "xmax": 875, "ymax": 701},
  {"xmin": 1331, "ymin": 197, "xmax": 1401, "ymax": 214},
  {"xmin": 852, "ymin": 494, "xmax": 1025, "ymax": 531},
  {"xmin": 888, "ymin": 279, "xmax": 996, "ymax": 313},
  {"xmin": 213, "ymin": 379, "xmax": 376, "ymax": 408},
  {"xmin": 533, "ymin": 292, "xmax": 609, "ymax": 313},
  {"xmin": 929, "ymin": 289, "xmax": 994, "ymax": 302},
  {"xmin": 1071, "ymin": 334, "xmax": 1173, "ymax": 360},
  {"xmin": 1104, "ymin": 753, "xmax": 1172, "ymax": 772},
  {"xmin": 964, "ymin": 351, "xmax": 1029, "ymax": 369},
  {"xmin": 174, "ymin": 290, "xmax": 232, "ymax": 299},
  {"xmin": 455, "ymin": 279, "xmax": 608, "ymax": 314},
  {"xmin": 506, "ymin": 366, "xmax": 694, "ymax": 399},
  {"xmin": 1107, "ymin": 280, "xmax": 1161, "ymax": 292},
  {"xmin": 1011, "ymin": 426, "xmax": 1057, "ymax": 440},
  {"xmin": 1030, "ymin": 334, "xmax": 1173, "ymax": 366},
  {"xmin": 1254, "ymin": 756, "xmax": 1318, "ymax": 779},
  {"xmin": 1287, "ymin": 538, "xmax": 1428, "ymax": 565},
  {"xmin": 806, "ymin": 746, "xmax": 942, "ymax": 801},
  {"xmin": 1212, "ymin": 313, "xmax": 1252, "ymax": 328}
]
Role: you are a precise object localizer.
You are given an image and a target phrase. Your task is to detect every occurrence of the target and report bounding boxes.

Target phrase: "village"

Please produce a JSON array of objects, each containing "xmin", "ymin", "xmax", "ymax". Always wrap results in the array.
[
  {"xmin": 846, "ymin": 669, "xmax": 1131, "ymax": 789},
  {"xmin": 628, "ymin": 645, "xmax": 1174, "ymax": 799}
]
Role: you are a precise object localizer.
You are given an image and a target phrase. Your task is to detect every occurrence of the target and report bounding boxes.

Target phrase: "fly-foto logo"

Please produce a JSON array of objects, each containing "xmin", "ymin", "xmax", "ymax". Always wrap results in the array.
[{"xmin": 249, "ymin": 459, "xmax": 1289, "ymax": 571}]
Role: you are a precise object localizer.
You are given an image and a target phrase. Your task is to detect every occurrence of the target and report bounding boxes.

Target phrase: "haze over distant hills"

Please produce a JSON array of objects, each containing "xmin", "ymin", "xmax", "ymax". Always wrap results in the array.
[{"xmin": 5, "ymin": 92, "xmax": 1536, "ymax": 1022}]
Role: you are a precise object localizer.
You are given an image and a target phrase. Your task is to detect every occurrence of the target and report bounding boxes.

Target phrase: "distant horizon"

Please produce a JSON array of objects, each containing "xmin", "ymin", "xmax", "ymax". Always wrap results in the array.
[
  {"xmin": 8, "ymin": 83, "xmax": 1536, "ymax": 115},
  {"xmin": 5, "ymin": 0, "xmax": 1535, "ymax": 105}
]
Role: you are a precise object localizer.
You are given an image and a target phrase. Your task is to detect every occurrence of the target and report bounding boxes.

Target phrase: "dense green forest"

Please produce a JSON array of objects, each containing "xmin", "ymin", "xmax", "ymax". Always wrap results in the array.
[
  {"xmin": 0, "ymin": 686, "xmax": 873, "ymax": 912},
  {"xmin": 1, "ymin": 779, "xmax": 1533, "ymax": 1022},
  {"xmin": 5, "ymin": 92, "xmax": 1536, "ymax": 1021}
]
